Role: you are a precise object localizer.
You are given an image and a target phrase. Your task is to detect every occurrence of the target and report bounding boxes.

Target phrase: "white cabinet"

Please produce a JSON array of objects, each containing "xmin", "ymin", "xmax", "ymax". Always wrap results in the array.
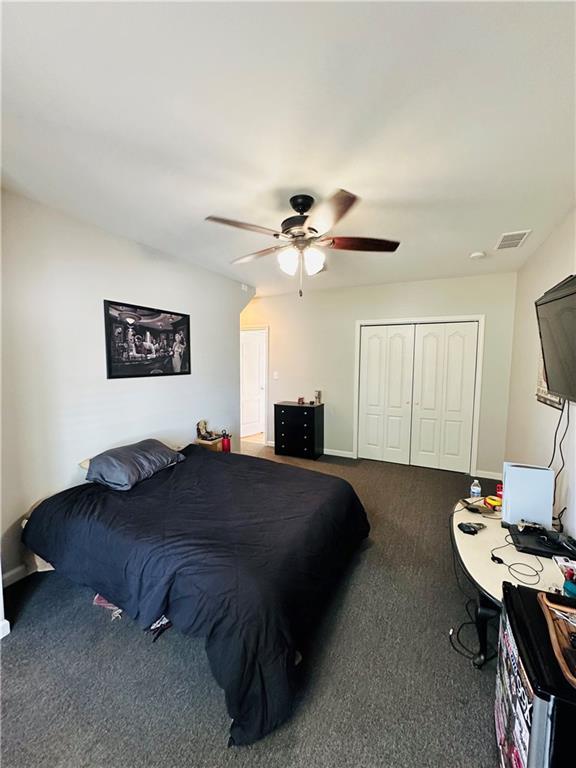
[{"xmin": 358, "ymin": 321, "xmax": 478, "ymax": 473}]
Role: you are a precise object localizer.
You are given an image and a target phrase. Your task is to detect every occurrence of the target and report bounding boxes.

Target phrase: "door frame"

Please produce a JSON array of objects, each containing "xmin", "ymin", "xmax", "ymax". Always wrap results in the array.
[
  {"xmin": 353, "ymin": 315, "xmax": 485, "ymax": 475},
  {"xmin": 240, "ymin": 326, "xmax": 269, "ymax": 443}
]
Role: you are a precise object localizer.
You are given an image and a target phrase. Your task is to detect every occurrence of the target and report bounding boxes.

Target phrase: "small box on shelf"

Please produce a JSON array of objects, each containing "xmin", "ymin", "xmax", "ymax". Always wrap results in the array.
[{"xmin": 195, "ymin": 437, "xmax": 223, "ymax": 452}]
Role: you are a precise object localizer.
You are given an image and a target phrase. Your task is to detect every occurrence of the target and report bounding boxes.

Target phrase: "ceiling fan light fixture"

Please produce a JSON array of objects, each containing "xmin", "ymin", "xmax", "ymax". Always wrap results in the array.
[
  {"xmin": 303, "ymin": 246, "xmax": 325, "ymax": 276},
  {"xmin": 277, "ymin": 247, "xmax": 299, "ymax": 276}
]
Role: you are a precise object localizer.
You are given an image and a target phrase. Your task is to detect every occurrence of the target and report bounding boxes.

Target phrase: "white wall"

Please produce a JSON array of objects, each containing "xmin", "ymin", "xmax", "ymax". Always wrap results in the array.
[
  {"xmin": 506, "ymin": 209, "xmax": 576, "ymax": 535},
  {"xmin": 242, "ymin": 272, "xmax": 517, "ymax": 476},
  {"xmin": 1, "ymin": 190, "xmax": 251, "ymax": 574}
]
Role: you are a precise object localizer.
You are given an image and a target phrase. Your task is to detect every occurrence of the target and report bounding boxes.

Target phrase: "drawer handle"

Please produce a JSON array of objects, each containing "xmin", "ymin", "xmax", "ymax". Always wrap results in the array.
[
  {"xmin": 281, "ymin": 421, "xmax": 285, "ymax": 425},
  {"xmin": 304, "ymin": 448, "xmax": 308, "ymax": 452},
  {"xmin": 304, "ymin": 411, "xmax": 308, "ymax": 415},
  {"xmin": 304, "ymin": 436, "xmax": 307, "ymax": 440}
]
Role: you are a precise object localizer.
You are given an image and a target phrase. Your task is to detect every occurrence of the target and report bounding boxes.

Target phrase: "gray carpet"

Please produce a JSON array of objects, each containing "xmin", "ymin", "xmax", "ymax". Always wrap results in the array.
[{"xmin": 2, "ymin": 447, "xmax": 499, "ymax": 767}]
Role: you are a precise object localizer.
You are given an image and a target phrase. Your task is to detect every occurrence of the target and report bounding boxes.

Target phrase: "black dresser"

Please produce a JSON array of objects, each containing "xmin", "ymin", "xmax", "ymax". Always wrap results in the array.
[{"xmin": 274, "ymin": 402, "xmax": 324, "ymax": 460}]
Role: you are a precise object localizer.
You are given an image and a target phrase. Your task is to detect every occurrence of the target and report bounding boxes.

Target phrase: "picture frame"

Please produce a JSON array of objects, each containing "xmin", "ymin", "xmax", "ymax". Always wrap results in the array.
[{"xmin": 104, "ymin": 300, "xmax": 190, "ymax": 379}]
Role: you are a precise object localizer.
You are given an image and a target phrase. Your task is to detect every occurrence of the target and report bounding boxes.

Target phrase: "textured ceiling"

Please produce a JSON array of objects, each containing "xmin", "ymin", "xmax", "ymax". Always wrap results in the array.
[{"xmin": 2, "ymin": 2, "xmax": 574, "ymax": 296}]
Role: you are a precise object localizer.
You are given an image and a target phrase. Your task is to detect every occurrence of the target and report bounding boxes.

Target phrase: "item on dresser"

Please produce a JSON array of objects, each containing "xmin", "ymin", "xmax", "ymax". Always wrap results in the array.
[
  {"xmin": 297, "ymin": 396, "xmax": 305, "ymax": 405},
  {"xmin": 314, "ymin": 390, "xmax": 322, "ymax": 405},
  {"xmin": 274, "ymin": 401, "xmax": 324, "ymax": 459}
]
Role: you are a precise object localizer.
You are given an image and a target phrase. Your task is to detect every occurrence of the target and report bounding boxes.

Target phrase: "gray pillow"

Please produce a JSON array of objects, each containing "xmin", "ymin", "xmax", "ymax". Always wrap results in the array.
[{"xmin": 86, "ymin": 439, "xmax": 185, "ymax": 491}]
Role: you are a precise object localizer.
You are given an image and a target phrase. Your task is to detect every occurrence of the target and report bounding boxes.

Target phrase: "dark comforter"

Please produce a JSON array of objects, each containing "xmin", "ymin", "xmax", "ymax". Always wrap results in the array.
[{"xmin": 22, "ymin": 445, "xmax": 369, "ymax": 744}]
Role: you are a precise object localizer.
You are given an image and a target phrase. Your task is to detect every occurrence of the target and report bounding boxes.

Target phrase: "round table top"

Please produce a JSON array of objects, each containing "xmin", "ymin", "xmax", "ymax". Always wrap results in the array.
[{"xmin": 451, "ymin": 499, "xmax": 564, "ymax": 605}]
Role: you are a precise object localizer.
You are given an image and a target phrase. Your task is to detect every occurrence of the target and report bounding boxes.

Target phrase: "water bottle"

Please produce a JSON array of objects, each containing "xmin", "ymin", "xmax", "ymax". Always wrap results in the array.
[
  {"xmin": 221, "ymin": 430, "xmax": 231, "ymax": 453},
  {"xmin": 470, "ymin": 479, "xmax": 482, "ymax": 498}
]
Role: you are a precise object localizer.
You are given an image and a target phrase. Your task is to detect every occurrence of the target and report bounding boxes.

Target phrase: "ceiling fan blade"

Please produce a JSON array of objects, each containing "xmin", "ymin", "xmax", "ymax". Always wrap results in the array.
[
  {"xmin": 206, "ymin": 215, "xmax": 285, "ymax": 239},
  {"xmin": 305, "ymin": 189, "xmax": 359, "ymax": 236},
  {"xmin": 320, "ymin": 236, "xmax": 400, "ymax": 252},
  {"xmin": 230, "ymin": 245, "xmax": 286, "ymax": 265}
]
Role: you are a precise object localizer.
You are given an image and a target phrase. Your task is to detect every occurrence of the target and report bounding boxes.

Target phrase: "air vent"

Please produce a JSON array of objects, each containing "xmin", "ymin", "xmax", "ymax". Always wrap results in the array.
[{"xmin": 495, "ymin": 230, "xmax": 532, "ymax": 250}]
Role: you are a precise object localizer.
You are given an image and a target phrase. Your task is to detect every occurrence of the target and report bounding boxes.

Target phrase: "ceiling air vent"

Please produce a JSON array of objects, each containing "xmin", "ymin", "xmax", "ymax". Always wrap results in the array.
[{"xmin": 495, "ymin": 230, "xmax": 532, "ymax": 250}]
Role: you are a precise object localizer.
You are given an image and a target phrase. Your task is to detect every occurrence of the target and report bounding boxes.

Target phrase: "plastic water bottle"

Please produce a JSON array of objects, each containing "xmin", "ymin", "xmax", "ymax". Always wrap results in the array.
[{"xmin": 470, "ymin": 479, "xmax": 482, "ymax": 498}]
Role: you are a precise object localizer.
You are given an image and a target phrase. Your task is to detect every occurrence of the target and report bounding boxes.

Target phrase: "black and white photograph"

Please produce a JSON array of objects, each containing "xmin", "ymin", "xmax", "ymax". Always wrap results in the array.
[{"xmin": 104, "ymin": 300, "xmax": 190, "ymax": 379}]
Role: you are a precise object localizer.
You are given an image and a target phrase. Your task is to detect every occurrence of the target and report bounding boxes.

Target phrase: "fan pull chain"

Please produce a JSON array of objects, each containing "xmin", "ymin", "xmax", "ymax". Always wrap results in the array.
[{"xmin": 298, "ymin": 250, "xmax": 303, "ymax": 297}]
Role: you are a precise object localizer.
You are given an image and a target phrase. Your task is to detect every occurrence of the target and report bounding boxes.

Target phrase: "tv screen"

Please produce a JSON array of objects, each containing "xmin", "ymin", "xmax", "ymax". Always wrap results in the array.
[{"xmin": 535, "ymin": 275, "xmax": 576, "ymax": 402}]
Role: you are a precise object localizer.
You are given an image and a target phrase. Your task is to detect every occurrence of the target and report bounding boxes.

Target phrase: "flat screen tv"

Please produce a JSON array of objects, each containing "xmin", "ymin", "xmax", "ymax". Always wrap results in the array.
[{"xmin": 535, "ymin": 275, "xmax": 576, "ymax": 402}]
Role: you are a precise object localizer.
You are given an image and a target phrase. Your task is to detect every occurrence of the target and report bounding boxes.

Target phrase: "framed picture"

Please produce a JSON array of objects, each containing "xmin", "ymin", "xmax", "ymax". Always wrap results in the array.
[{"xmin": 104, "ymin": 300, "xmax": 190, "ymax": 379}]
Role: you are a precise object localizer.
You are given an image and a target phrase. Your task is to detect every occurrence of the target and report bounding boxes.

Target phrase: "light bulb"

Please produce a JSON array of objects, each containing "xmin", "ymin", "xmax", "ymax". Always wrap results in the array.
[
  {"xmin": 303, "ymin": 247, "xmax": 326, "ymax": 276},
  {"xmin": 277, "ymin": 247, "xmax": 299, "ymax": 276}
]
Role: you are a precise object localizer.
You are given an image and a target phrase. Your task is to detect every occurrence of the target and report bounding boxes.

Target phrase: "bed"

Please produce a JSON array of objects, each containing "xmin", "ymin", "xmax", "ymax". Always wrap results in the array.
[{"xmin": 22, "ymin": 444, "xmax": 370, "ymax": 745}]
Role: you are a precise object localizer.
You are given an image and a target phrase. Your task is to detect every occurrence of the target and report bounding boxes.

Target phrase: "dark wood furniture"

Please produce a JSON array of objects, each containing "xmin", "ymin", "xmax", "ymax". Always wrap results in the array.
[{"xmin": 274, "ymin": 402, "xmax": 324, "ymax": 459}]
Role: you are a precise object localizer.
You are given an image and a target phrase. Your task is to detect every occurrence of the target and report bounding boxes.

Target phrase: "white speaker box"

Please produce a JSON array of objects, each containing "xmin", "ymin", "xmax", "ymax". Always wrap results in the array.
[{"xmin": 502, "ymin": 463, "xmax": 554, "ymax": 528}]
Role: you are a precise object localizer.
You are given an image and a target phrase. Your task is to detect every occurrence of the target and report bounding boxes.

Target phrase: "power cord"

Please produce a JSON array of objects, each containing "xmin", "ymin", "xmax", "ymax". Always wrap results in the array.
[
  {"xmin": 449, "ymin": 542, "xmax": 498, "ymax": 662},
  {"xmin": 549, "ymin": 401, "xmax": 571, "ymax": 532},
  {"xmin": 448, "ymin": 596, "xmax": 497, "ymax": 662},
  {"xmin": 456, "ymin": 498, "xmax": 502, "ymax": 520},
  {"xmin": 548, "ymin": 399, "xmax": 567, "ymax": 469},
  {"xmin": 556, "ymin": 506, "xmax": 567, "ymax": 533},
  {"xmin": 554, "ymin": 404, "xmax": 570, "ymax": 506},
  {"xmin": 490, "ymin": 535, "xmax": 544, "ymax": 586}
]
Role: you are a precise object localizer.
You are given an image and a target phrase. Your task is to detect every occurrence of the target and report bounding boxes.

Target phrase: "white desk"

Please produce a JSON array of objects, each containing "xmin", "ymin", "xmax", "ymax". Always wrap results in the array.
[{"xmin": 450, "ymin": 499, "xmax": 564, "ymax": 666}]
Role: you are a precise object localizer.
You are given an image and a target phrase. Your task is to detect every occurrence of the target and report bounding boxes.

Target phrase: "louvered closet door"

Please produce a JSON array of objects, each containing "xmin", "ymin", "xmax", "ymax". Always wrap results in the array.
[
  {"xmin": 410, "ymin": 322, "xmax": 478, "ymax": 472},
  {"xmin": 358, "ymin": 324, "xmax": 415, "ymax": 463}
]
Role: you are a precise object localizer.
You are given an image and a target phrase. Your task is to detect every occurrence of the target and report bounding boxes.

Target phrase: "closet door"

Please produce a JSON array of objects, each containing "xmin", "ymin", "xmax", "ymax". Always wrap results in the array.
[
  {"xmin": 410, "ymin": 322, "xmax": 478, "ymax": 472},
  {"xmin": 358, "ymin": 325, "xmax": 415, "ymax": 463}
]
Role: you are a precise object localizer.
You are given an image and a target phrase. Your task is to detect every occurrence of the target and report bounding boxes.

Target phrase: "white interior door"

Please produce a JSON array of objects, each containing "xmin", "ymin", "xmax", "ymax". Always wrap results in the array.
[
  {"xmin": 410, "ymin": 322, "xmax": 478, "ymax": 472},
  {"xmin": 240, "ymin": 329, "xmax": 267, "ymax": 438},
  {"xmin": 358, "ymin": 324, "xmax": 415, "ymax": 463}
]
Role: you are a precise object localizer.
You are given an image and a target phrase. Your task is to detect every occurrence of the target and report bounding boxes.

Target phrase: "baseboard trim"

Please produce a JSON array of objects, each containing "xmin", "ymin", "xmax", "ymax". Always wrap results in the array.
[
  {"xmin": 0, "ymin": 618, "xmax": 11, "ymax": 639},
  {"xmin": 475, "ymin": 469, "xmax": 503, "ymax": 481},
  {"xmin": 2, "ymin": 564, "xmax": 28, "ymax": 588},
  {"xmin": 324, "ymin": 449, "xmax": 356, "ymax": 459},
  {"xmin": 265, "ymin": 441, "xmax": 356, "ymax": 460}
]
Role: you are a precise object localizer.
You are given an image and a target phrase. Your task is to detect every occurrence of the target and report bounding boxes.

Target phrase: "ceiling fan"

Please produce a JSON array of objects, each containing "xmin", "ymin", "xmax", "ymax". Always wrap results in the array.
[{"xmin": 205, "ymin": 189, "xmax": 400, "ymax": 296}]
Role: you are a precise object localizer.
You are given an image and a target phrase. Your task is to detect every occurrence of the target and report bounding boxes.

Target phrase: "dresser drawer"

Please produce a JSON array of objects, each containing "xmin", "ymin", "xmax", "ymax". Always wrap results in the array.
[
  {"xmin": 275, "ymin": 438, "xmax": 315, "ymax": 458},
  {"xmin": 275, "ymin": 406, "xmax": 314, "ymax": 424},
  {"xmin": 274, "ymin": 417, "xmax": 314, "ymax": 433},
  {"xmin": 275, "ymin": 422, "xmax": 314, "ymax": 442}
]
